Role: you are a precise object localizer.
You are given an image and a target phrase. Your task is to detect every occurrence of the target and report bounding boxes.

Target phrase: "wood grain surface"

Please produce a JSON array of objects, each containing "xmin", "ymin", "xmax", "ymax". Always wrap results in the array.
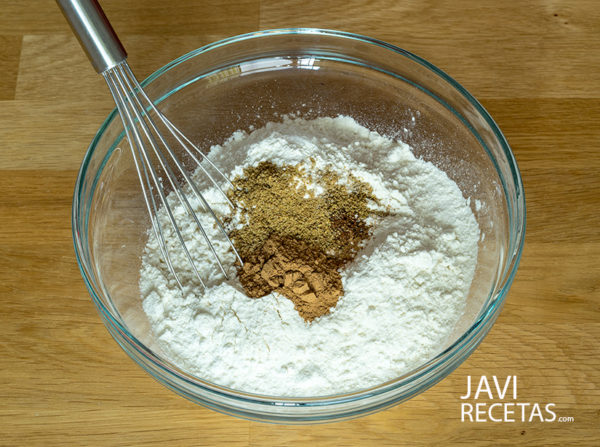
[{"xmin": 1, "ymin": 1, "xmax": 599, "ymax": 445}]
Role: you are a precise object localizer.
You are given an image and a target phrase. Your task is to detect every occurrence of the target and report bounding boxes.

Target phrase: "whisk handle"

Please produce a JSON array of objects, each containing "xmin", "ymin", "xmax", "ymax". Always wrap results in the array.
[{"xmin": 56, "ymin": 0, "xmax": 127, "ymax": 73}]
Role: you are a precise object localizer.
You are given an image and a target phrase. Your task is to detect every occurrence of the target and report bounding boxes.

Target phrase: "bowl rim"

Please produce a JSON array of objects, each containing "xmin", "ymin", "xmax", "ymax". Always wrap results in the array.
[{"xmin": 72, "ymin": 27, "xmax": 526, "ymax": 413}]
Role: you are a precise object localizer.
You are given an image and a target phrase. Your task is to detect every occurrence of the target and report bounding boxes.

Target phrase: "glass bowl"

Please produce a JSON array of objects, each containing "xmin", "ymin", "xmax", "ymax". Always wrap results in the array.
[{"xmin": 72, "ymin": 29, "xmax": 525, "ymax": 423}]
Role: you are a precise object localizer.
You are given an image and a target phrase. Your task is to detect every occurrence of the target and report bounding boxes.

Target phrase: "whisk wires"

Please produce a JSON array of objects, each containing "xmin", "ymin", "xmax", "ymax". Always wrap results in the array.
[{"xmin": 102, "ymin": 61, "xmax": 243, "ymax": 290}]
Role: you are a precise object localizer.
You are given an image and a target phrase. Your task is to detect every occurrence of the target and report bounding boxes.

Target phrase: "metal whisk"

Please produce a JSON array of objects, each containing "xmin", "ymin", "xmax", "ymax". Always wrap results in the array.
[{"xmin": 57, "ymin": 0, "xmax": 242, "ymax": 288}]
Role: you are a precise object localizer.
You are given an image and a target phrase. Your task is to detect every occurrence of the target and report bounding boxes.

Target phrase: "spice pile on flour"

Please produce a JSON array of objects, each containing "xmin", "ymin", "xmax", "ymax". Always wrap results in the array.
[
  {"xmin": 140, "ymin": 115, "xmax": 479, "ymax": 396},
  {"xmin": 227, "ymin": 160, "xmax": 385, "ymax": 321}
]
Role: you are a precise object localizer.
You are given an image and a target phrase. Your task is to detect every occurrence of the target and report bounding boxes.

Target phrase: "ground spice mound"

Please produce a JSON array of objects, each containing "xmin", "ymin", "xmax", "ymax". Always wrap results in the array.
[
  {"xmin": 227, "ymin": 161, "xmax": 381, "ymax": 322},
  {"xmin": 237, "ymin": 236, "xmax": 343, "ymax": 321}
]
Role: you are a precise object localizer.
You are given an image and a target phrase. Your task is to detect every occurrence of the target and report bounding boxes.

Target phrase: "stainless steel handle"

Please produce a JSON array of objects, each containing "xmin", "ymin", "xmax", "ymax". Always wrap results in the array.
[{"xmin": 56, "ymin": 0, "xmax": 127, "ymax": 73}]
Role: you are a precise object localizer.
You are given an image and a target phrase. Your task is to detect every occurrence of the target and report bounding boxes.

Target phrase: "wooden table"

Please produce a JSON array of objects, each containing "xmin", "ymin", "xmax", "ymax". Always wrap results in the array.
[{"xmin": 1, "ymin": 1, "xmax": 598, "ymax": 445}]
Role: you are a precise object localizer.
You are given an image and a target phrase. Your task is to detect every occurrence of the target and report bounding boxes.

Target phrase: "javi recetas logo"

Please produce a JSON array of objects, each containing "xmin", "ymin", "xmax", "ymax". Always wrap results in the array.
[{"xmin": 460, "ymin": 375, "xmax": 574, "ymax": 423}]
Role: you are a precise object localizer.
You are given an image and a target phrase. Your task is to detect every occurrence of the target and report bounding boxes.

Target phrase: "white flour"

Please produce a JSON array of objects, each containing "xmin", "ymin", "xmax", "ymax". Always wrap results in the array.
[{"xmin": 140, "ymin": 116, "xmax": 479, "ymax": 397}]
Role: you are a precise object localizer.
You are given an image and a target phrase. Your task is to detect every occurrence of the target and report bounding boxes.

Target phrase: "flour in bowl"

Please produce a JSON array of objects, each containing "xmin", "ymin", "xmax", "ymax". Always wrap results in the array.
[{"xmin": 139, "ymin": 115, "xmax": 479, "ymax": 396}]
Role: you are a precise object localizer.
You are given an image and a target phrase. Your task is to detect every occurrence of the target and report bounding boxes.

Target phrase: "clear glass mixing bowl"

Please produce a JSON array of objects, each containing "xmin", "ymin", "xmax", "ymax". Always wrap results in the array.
[{"xmin": 72, "ymin": 29, "xmax": 525, "ymax": 423}]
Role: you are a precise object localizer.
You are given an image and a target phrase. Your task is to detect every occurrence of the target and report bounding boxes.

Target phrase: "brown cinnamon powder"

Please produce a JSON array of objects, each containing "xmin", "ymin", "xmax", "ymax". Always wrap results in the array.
[
  {"xmin": 227, "ymin": 161, "xmax": 381, "ymax": 322},
  {"xmin": 237, "ymin": 236, "xmax": 343, "ymax": 321}
]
